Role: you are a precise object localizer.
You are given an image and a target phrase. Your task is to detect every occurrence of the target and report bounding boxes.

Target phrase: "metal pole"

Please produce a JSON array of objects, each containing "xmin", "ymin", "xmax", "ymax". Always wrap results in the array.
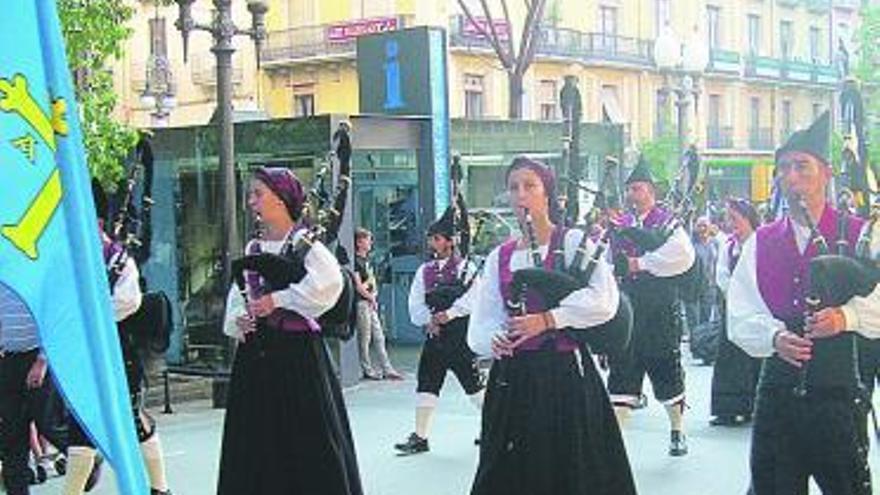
[{"xmin": 213, "ymin": 0, "xmax": 238, "ymax": 290}]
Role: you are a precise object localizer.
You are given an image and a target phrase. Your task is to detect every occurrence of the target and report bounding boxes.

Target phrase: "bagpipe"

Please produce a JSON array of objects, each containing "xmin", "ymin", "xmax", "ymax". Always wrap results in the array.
[
  {"xmin": 230, "ymin": 122, "xmax": 357, "ymax": 340},
  {"xmin": 107, "ymin": 134, "xmax": 173, "ymax": 354},
  {"xmin": 505, "ymin": 155, "xmax": 633, "ymax": 356}
]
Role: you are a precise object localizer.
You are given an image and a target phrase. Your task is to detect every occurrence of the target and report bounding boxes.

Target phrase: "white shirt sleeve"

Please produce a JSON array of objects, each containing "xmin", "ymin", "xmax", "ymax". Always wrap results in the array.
[
  {"xmin": 841, "ymin": 221, "xmax": 880, "ymax": 338},
  {"xmin": 467, "ymin": 247, "xmax": 507, "ymax": 357},
  {"xmin": 727, "ymin": 235, "xmax": 786, "ymax": 357},
  {"xmin": 446, "ymin": 260, "xmax": 476, "ymax": 320},
  {"xmin": 715, "ymin": 241, "xmax": 731, "ymax": 294},
  {"xmin": 110, "ymin": 253, "xmax": 142, "ymax": 322},
  {"xmin": 271, "ymin": 237, "xmax": 344, "ymax": 319},
  {"xmin": 408, "ymin": 264, "xmax": 431, "ymax": 327},
  {"xmin": 638, "ymin": 225, "xmax": 696, "ymax": 277},
  {"xmin": 222, "ymin": 285, "xmax": 247, "ymax": 341},
  {"xmin": 550, "ymin": 229, "xmax": 619, "ymax": 330}
]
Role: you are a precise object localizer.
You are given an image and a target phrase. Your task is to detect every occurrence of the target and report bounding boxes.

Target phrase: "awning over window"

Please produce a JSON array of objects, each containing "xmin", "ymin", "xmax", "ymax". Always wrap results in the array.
[{"xmin": 600, "ymin": 86, "xmax": 626, "ymax": 124}]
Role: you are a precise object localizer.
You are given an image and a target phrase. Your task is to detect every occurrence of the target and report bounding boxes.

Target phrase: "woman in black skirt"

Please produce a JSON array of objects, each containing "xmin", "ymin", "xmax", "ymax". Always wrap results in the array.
[
  {"xmin": 467, "ymin": 157, "xmax": 636, "ymax": 495},
  {"xmin": 709, "ymin": 197, "xmax": 762, "ymax": 426},
  {"xmin": 218, "ymin": 167, "xmax": 362, "ymax": 495}
]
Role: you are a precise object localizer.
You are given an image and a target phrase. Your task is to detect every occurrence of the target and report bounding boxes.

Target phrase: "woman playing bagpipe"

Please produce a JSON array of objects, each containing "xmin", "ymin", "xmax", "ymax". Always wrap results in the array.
[
  {"xmin": 394, "ymin": 200, "xmax": 485, "ymax": 456},
  {"xmin": 217, "ymin": 167, "xmax": 362, "ymax": 495},
  {"xmin": 61, "ymin": 177, "xmax": 172, "ymax": 495},
  {"xmin": 467, "ymin": 157, "xmax": 636, "ymax": 495},
  {"xmin": 728, "ymin": 112, "xmax": 880, "ymax": 495},
  {"xmin": 709, "ymin": 198, "xmax": 762, "ymax": 426}
]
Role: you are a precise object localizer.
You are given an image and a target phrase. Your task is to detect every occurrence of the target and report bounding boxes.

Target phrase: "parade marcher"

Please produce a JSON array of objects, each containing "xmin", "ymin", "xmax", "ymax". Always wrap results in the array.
[
  {"xmin": 467, "ymin": 157, "xmax": 636, "ymax": 495},
  {"xmin": 0, "ymin": 284, "xmax": 70, "ymax": 495},
  {"xmin": 354, "ymin": 228, "xmax": 404, "ymax": 380},
  {"xmin": 218, "ymin": 167, "xmax": 362, "ymax": 495},
  {"xmin": 63, "ymin": 182, "xmax": 172, "ymax": 495},
  {"xmin": 688, "ymin": 215, "xmax": 721, "ymax": 365},
  {"xmin": 606, "ymin": 156, "xmax": 696, "ymax": 457},
  {"xmin": 394, "ymin": 208, "xmax": 484, "ymax": 455},
  {"xmin": 729, "ymin": 112, "xmax": 880, "ymax": 495},
  {"xmin": 709, "ymin": 198, "xmax": 762, "ymax": 426}
]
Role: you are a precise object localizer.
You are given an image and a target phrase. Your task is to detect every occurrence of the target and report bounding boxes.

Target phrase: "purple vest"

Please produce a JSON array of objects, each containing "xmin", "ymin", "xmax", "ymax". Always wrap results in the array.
[
  {"xmin": 246, "ymin": 231, "xmax": 319, "ymax": 334},
  {"xmin": 612, "ymin": 206, "xmax": 674, "ymax": 258},
  {"xmin": 423, "ymin": 255, "xmax": 461, "ymax": 289},
  {"xmin": 498, "ymin": 227, "xmax": 578, "ymax": 353},
  {"xmin": 756, "ymin": 205, "xmax": 865, "ymax": 390},
  {"xmin": 756, "ymin": 205, "xmax": 864, "ymax": 323}
]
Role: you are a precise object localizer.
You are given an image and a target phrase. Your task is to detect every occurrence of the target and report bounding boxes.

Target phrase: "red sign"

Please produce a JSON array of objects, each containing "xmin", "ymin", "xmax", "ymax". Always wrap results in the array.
[
  {"xmin": 462, "ymin": 17, "xmax": 510, "ymax": 41},
  {"xmin": 326, "ymin": 17, "xmax": 399, "ymax": 42}
]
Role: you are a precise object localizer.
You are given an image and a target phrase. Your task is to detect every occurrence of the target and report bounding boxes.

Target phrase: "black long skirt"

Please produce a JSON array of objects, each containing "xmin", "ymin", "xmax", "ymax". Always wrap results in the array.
[
  {"xmin": 710, "ymin": 317, "xmax": 761, "ymax": 418},
  {"xmin": 471, "ymin": 348, "xmax": 637, "ymax": 495},
  {"xmin": 217, "ymin": 328, "xmax": 363, "ymax": 495}
]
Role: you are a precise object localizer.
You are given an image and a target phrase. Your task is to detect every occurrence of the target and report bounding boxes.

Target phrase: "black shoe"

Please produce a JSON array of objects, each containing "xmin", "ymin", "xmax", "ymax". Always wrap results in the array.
[
  {"xmin": 151, "ymin": 490, "xmax": 173, "ymax": 495},
  {"xmin": 84, "ymin": 454, "xmax": 103, "ymax": 492},
  {"xmin": 669, "ymin": 430, "xmax": 688, "ymax": 457},
  {"xmin": 362, "ymin": 371, "xmax": 382, "ymax": 381},
  {"xmin": 394, "ymin": 433, "xmax": 429, "ymax": 456},
  {"xmin": 710, "ymin": 416, "xmax": 736, "ymax": 426}
]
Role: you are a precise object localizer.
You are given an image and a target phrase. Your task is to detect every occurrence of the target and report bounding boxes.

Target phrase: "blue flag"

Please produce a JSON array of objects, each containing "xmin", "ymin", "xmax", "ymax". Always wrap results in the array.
[{"xmin": 0, "ymin": 2, "xmax": 148, "ymax": 494}]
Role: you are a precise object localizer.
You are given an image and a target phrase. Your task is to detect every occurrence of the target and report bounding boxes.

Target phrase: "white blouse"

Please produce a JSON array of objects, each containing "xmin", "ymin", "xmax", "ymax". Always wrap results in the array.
[
  {"xmin": 107, "ymin": 251, "xmax": 142, "ymax": 323},
  {"xmin": 222, "ymin": 229, "xmax": 343, "ymax": 340},
  {"xmin": 467, "ymin": 229, "xmax": 619, "ymax": 357},
  {"xmin": 408, "ymin": 258, "xmax": 477, "ymax": 327}
]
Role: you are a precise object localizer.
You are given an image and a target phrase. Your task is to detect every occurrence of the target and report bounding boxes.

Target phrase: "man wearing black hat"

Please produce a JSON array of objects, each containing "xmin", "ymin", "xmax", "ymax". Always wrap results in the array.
[
  {"xmin": 393, "ymin": 207, "xmax": 484, "ymax": 455},
  {"xmin": 729, "ymin": 111, "xmax": 880, "ymax": 494},
  {"xmin": 607, "ymin": 155, "xmax": 696, "ymax": 457}
]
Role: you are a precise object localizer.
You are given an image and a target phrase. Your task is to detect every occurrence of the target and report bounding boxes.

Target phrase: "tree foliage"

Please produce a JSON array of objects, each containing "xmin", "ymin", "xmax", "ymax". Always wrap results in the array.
[
  {"xmin": 58, "ymin": 0, "xmax": 138, "ymax": 188},
  {"xmin": 854, "ymin": 4, "xmax": 880, "ymax": 187}
]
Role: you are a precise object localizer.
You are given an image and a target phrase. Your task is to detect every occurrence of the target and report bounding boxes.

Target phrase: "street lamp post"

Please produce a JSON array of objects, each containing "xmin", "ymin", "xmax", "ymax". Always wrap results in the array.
[
  {"xmin": 654, "ymin": 25, "xmax": 708, "ymax": 164},
  {"xmin": 141, "ymin": 53, "xmax": 177, "ymax": 126},
  {"xmin": 173, "ymin": 0, "xmax": 267, "ymax": 302}
]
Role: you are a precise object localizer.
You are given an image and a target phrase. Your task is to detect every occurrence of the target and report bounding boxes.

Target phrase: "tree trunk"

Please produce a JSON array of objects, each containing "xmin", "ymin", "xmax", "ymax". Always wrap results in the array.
[{"xmin": 507, "ymin": 71, "xmax": 523, "ymax": 119}]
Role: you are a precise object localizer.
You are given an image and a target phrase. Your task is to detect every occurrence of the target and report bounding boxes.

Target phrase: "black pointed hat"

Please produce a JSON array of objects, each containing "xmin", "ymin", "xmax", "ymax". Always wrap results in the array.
[
  {"xmin": 775, "ymin": 110, "xmax": 831, "ymax": 166},
  {"xmin": 625, "ymin": 155, "xmax": 654, "ymax": 185},
  {"xmin": 427, "ymin": 205, "xmax": 456, "ymax": 239}
]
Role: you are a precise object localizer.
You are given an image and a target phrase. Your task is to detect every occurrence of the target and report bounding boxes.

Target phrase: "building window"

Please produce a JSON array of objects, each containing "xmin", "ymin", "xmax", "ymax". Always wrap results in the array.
[
  {"xmin": 464, "ymin": 73, "xmax": 484, "ymax": 119},
  {"xmin": 747, "ymin": 14, "xmax": 761, "ymax": 56},
  {"xmin": 707, "ymin": 6, "xmax": 721, "ymax": 50},
  {"xmin": 709, "ymin": 95, "xmax": 721, "ymax": 129},
  {"xmin": 707, "ymin": 94, "xmax": 730, "ymax": 149},
  {"xmin": 780, "ymin": 20, "xmax": 793, "ymax": 60},
  {"xmin": 538, "ymin": 79, "xmax": 557, "ymax": 121},
  {"xmin": 598, "ymin": 6, "xmax": 618, "ymax": 52},
  {"xmin": 148, "ymin": 16, "xmax": 167, "ymax": 57},
  {"xmin": 294, "ymin": 93, "xmax": 315, "ymax": 117},
  {"xmin": 809, "ymin": 26, "xmax": 821, "ymax": 62},
  {"xmin": 655, "ymin": 90, "xmax": 668, "ymax": 137},
  {"xmin": 655, "ymin": 0, "xmax": 671, "ymax": 37},
  {"xmin": 782, "ymin": 100, "xmax": 792, "ymax": 140}
]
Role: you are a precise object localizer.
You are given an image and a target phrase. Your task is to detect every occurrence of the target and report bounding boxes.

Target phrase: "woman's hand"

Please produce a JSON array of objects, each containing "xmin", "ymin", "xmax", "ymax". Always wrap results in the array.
[
  {"xmin": 235, "ymin": 314, "xmax": 256, "ymax": 335},
  {"xmin": 805, "ymin": 307, "xmax": 847, "ymax": 339},
  {"xmin": 247, "ymin": 294, "xmax": 276, "ymax": 318},
  {"xmin": 773, "ymin": 329, "xmax": 813, "ymax": 368},
  {"xmin": 505, "ymin": 312, "xmax": 554, "ymax": 349}
]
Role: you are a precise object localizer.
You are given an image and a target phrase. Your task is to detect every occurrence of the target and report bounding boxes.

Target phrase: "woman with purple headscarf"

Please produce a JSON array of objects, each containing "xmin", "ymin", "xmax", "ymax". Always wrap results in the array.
[
  {"xmin": 709, "ymin": 198, "xmax": 763, "ymax": 426},
  {"xmin": 217, "ymin": 167, "xmax": 362, "ymax": 495},
  {"xmin": 467, "ymin": 157, "xmax": 636, "ymax": 495}
]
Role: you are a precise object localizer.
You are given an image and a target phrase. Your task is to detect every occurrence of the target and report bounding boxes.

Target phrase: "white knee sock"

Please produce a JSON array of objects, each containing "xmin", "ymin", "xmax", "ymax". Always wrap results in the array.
[
  {"xmin": 613, "ymin": 406, "xmax": 632, "ymax": 429},
  {"xmin": 467, "ymin": 390, "xmax": 485, "ymax": 410},
  {"xmin": 63, "ymin": 446, "xmax": 96, "ymax": 495},
  {"xmin": 141, "ymin": 434, "xmax": 169, "ymax": 491}
]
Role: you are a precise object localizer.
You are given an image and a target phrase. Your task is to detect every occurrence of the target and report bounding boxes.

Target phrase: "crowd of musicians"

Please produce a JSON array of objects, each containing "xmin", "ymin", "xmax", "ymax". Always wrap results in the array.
[{"xmin": 2, "ymin": 109, "xmax": 879, "ymax": 495}]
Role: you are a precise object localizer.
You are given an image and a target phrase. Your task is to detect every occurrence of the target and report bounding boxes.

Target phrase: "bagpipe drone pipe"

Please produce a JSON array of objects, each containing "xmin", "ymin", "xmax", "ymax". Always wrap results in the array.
[
  {"xmin": 106, "ymin": 134, "xmax": 173, "ymax": 354},
  {"xmin": 230, "ymin": 122, "xmax": 357, "ymax": 340}
]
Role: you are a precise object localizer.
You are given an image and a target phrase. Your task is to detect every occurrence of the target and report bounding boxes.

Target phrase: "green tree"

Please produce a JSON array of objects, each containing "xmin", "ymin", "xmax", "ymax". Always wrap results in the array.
[
  {"xmin": 853, "ymin": 4, "xmax": 880, "ymax": 185},
  {"xmin": 638, "ymin": 130, "xmax": 678, "ymax": 190},
  {"xmin": 58, "ymin": 0, "xmax": 138, "ymax": 188}
]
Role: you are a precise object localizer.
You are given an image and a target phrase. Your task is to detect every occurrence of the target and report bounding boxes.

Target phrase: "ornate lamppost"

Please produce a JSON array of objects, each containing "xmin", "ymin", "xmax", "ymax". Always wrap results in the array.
[
  {"xmin": 141, "ymin": 53, "xmax": 176, "ymax": 126},
  {"xmin": 172, "ymin": 0, "xmax": 267, "ymax": 293}
]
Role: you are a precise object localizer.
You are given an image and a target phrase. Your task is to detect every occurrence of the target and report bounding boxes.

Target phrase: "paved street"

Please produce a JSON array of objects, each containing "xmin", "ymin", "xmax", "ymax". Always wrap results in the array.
[{"xmin": 31, "ymin": 345, "xmax": 880, "ymax": 495}]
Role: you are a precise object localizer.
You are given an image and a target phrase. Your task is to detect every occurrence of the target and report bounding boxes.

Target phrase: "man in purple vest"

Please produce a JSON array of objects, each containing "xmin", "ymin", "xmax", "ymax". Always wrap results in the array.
[
  {"xmin": 607, "ymin": 156, "xmax": 696, "ymax": 457},
  {"xmin": 394, "ymin": 207, "xmax": 484, "ymax": 455},
  {"xmin": 729, "ymin": 111, "xmax": 880, "ymax": 495}
]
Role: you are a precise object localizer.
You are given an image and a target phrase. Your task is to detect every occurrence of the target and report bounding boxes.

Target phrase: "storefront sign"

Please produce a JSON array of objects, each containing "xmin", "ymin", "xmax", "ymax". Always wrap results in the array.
[{"xmin": 327, "ymin": 17, "xmax": 399, "ymax": 43}]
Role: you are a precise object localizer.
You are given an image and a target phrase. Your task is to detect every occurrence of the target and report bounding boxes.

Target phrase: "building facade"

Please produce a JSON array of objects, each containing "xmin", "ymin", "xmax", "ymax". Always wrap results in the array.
[{"xmin": 115, "ymin": 0, "xmax": 866, "ymax": 200}]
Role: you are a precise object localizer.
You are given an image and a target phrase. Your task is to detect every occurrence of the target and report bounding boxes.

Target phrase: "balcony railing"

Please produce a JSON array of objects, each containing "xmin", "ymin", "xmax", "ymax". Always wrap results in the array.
[
  {"xmin": 263, "ymin": 16, "xmax": 413, "ymax": 65},
  {"xmin": 777, "ymin": 0, "xmax": 800, "ymax": 7},
  {"xmin": 708, "ymin": 49, "xmax": 741, "ymax": 74},
  {"xmin": 805, "ymin": 0, "xmax": 831, "ymax": 13},
  {"xmin": 448, "ymin": 17, "xmax": 653, "ymax": 67},
  {"xmin": 749, "ymin": 128, "xmax": 774, "ymax": 151},
  {"xmin": 707, "ymin": 126, "xmax": 734, "ymax": 149}
]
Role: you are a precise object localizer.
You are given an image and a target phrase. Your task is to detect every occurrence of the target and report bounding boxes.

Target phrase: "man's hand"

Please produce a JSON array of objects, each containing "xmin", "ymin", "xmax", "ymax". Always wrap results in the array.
[
  {"xmin": 773, "ymin": 330, "xmax": 813, "ymax": 368},
  {"xmin": 247, "ymin": 294, "xmax": 276, "ymax": 318},
  {"xmin": 430, "ymin": 311, "xmax": 451, "ymax": 327},
  {"xmin": 26, "ymin": 355, "xmax": 47, "ymax": 389},
  {"xmin": 491, "ymin": 332, "xmax": 515, "ymax": 358},
  {"xmin": 627, "ymin": 257, "xmax": 641, "ymax": 274},
  {"xmin": 805, "ymin": 307, "xmax": 847, "ymax": 339},
  {"xmin": 426, "ymin": 322, "xmax": 442, "ymax": 338},
  {"xmin": 235, "ymin": 314, "xmax": 256, "ymax": 334}
]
